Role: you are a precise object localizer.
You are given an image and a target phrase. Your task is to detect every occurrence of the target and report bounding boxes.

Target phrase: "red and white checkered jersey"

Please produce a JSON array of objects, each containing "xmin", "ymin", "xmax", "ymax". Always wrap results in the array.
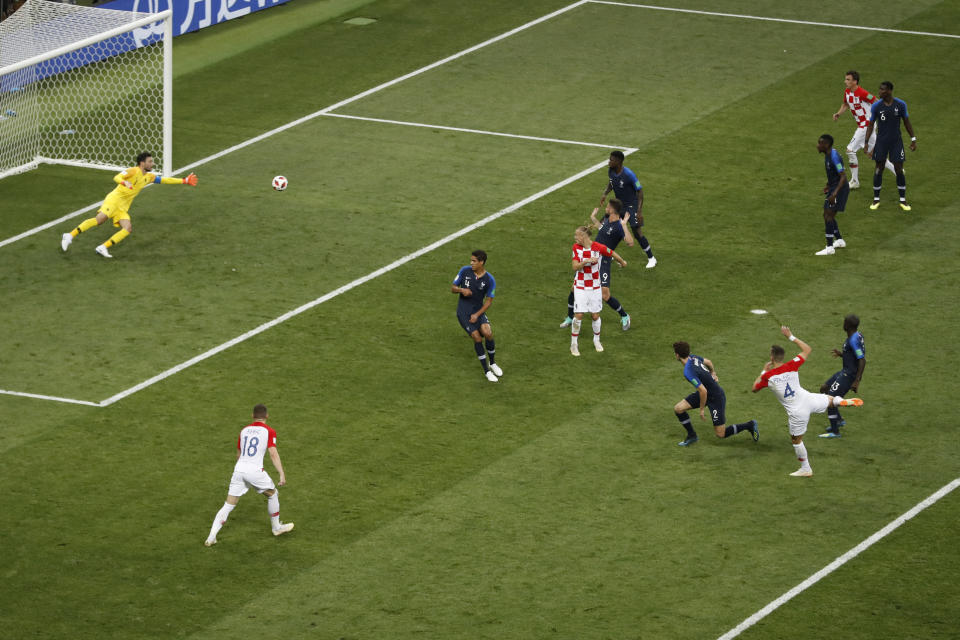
[
  {"xmin": 572, "ymin": 241, "xmax": 613, "ymax": 290},
  {"xmin": 754, "ymin": 356, "xmax": 808, "ymax": 412},
  {"xmin": 845, "ymin": 86, "xmax": 877, "ymax": 129},
  {"xmin": 234, "ymin": 421, "xmax": 277, "ymax": 471}
]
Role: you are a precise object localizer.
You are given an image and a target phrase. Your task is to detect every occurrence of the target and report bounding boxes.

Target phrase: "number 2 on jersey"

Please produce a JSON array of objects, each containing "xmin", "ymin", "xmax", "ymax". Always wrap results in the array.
[
  {"xmin": 241, "ymin": 435, "xmax": 259, "ymax": 457},
  {"xmin": 784, "ymin": 383, "xmax": 796, "ymax": 398}
]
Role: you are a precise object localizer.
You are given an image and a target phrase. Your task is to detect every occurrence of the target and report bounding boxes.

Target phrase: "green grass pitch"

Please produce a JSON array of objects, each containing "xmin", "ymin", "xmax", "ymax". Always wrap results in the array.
[{"xmin": 1, "ymin": 0, "xmax": 958, "ymax": 638}]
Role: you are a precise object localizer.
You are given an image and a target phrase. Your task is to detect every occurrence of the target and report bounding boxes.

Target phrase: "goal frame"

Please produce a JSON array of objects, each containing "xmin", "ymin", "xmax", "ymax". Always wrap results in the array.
[{"xmin": 0, "ymin": 6, "xmax": 173, "ymax": 178}]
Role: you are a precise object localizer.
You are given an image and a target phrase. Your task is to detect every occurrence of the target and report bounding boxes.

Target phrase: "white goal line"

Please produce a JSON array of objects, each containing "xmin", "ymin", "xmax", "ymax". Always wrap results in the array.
[
  {"xmin": 588, "ymin": 1, "xmax": 960, "ymax": 39},
  {"xmin": 716, "ymin": 477, "xmax": 960, "ymax": 639}
]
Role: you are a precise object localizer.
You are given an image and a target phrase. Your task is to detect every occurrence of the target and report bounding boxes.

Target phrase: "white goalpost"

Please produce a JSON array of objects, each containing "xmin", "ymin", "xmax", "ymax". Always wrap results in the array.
[{"xmin": 0, "ymin": 0, "xmax": 172, "ymax": 179}]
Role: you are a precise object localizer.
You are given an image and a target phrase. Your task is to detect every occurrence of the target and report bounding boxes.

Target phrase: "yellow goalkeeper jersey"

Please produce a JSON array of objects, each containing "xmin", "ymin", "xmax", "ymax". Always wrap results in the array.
[{"xmin": 105, "ymin": 166, "xmax": 157, "ymax": 208}]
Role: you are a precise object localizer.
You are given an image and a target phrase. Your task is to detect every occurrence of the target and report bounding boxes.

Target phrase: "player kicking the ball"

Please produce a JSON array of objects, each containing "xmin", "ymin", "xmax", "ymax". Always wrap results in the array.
[
  {"xmin": 570, "ymin": 225, "xmax": 626, "ymax": 356},
  {"xmin": 204, "ymin": 404, "xmax": 294, "ymax": 546},
  {"xmin": 61, "ymin": 152, "xmax": 197, "ymax": 258},
  {"xmin": 752, "ymin": 327, "xmax": 863, "ymax": 477}
]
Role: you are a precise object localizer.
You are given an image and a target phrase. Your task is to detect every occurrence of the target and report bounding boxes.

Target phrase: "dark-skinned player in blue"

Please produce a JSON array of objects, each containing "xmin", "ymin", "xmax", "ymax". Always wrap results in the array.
[
  {"xmin": 451, "ymin": 250, "xmax": 502, "ymax": 383},
  {"xmin": 672, "ymin": 341, "xmax": 758, "ymax": 447},
  {"xmin": 560, "ymin": 199, "xmax": 633, "ymax": 330},
  {"xmin": 863, "ymin": 81, "xmax": 917, "ymax": 211},
  {"xmin": 815, "ymin": 134, "xmax": 850, "ymax": 256},
  {"xmin": 600, "ymin": 150, "xmax": 657, "ymax": 268},
  {"xmin": 819, "ymin": 314, "xmax": 866, "ymax": 438}
]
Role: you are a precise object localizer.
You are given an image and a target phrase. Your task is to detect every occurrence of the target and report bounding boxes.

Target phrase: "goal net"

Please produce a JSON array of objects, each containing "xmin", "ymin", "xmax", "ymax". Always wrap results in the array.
[{"xmin": 0, "ymin": 0, "xmax": 172, "ymax": 179}]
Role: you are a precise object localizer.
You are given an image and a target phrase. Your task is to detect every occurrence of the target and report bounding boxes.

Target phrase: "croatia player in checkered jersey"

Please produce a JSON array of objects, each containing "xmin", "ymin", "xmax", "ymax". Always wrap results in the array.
[
  {"xmin": 204, "ymin": 404, "xmax": 294, "ymax": 546},
  {"xmin": 569, "ymin": 226, "xmax": 625, "ymax": 356},
  {"xmin": 752, "ymin": 327, "xmax": 863, "ymax": 477},
  {"xmin": 832, "ymin": 71, "xmax": 895, "ymax": 189}
]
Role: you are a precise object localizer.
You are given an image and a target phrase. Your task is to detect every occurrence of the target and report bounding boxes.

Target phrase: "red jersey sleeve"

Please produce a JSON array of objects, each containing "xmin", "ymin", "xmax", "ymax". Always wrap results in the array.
[
  {"xmin": 266, "ymin": 426, "xmax": 278, "ymax": 448},
  {"xmin": 591, "ymin": 241, "xmax": 613, "ymax": 257},
  {"xmin": 753, "ymin": 374, "xmax": 769, "ymax": 391},
  {"xmin": 236, "ymin": 433, "xmax": 242, "ymax": 451},
  {"xmin": 854, "ymin": 87, "xmax": 875, "ymax": 102}
]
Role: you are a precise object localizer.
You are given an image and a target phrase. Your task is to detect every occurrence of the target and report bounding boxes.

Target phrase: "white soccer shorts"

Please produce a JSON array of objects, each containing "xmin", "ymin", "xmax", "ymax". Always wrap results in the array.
[
  {"xmin": 227, "ymin": 467, "xmax": 276, "ymax": 497},
  {"xmin": 787, "ymin": 392, "xmax": 831, "ymax": 436},
  {"xmin": 573, "ymin": 287, "xmax": 603, "ymax": 314},
  {"xmin": 847, "ymin": 126, "xmax": 878, "ymax": 152}
]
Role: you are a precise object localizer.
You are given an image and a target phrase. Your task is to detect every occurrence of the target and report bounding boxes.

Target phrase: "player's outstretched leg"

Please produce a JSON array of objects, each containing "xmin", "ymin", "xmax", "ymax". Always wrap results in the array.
[
  {"xmin": 205, "ymin": 502, "xmax": 236, "ymax": 546},
  {"xmin": 718, "ymin": 420, "xmax": 759, "ymax": 441},
  {"xmin": 605, "ymin": 296, "xmax": 630, "ymax": 331},
  {"xmin": 61, "ymin": 217, "xmax": 100, "ymax": 251},
  {"xmin": 837, "ymin": 397, "xmax": 863, "ymax": 407}
]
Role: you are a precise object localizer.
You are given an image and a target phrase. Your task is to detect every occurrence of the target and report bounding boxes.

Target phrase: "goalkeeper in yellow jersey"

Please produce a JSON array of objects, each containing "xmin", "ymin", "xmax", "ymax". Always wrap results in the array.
[{"xmin": 60, "ymin": 152, "xmax": 198, "ymax": 258}]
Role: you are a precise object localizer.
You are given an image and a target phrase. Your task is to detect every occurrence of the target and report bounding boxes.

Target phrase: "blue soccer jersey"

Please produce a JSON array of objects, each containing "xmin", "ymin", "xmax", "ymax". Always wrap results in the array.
[
  {"xmin": 825, "ymin": 148, "xmax": 846, "ymax": 189},
  {"xmin": 608, "ymin": 166, "xmax": 642, "ymax": 208},
  {"xmin": 453, "ymin": 266, "xmax": 495, "ymax": 315},
  {"xmin": 683, "ymin": 355, "xmax": 723, "ymax": 399},
  {"xmin": 840, "ymin": 331, "xmax": 865, "ymax": 374},
  {"xmin": 870, "ymin": 98, "xmax": 909, "ymax": 143}
]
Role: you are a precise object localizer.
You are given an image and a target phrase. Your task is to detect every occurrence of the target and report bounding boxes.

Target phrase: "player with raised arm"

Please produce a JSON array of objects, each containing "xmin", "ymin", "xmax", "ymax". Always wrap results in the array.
[
  {"xmin": 560, "ymin": 199, "xmax": 634, "ymax": 330},
  {"xmin": 672, "ymin": 341, "xmax": 758, "ymax": 447},
  {"xmin": 570, "ymin": 225, "xmax": 626, "ymax": 356},
  {"xmin": 204, "ymin": 404, "xmax": 294, "ymax": 546},
  {"xmin": 61, "ymin": 152, "xmax": 197, "ymax": 258},
  {"xmin": 600, "ymin": 150, "xmax": 656, "ymax": 268},
  {"xmin": 820, "ymin": 314, "xmax": 866, "ymax": 438},
  {"xmin": 863, "ymin": 81, "xmax": 916, "ymax": 211},
  {"xmin": 752, "ymin": 327, "xmax": 863, "ymax": 476},
  {"xmin": 815, "ymin": 134, "xmax": 850, "ymax": 256},
  {"xmin": 832, "ymin": 70, "xmax": 895, "ymax": 189},
  {"xmin": 451, "ymin": 250, "xmax": 501, "ymax": 383}
]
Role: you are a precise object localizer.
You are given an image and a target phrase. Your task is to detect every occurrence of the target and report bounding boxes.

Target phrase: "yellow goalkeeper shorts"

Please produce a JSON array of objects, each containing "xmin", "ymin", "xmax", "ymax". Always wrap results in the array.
[{"xmin": 99, "ymin": 197, "xmax": 131, "ymax": 227}]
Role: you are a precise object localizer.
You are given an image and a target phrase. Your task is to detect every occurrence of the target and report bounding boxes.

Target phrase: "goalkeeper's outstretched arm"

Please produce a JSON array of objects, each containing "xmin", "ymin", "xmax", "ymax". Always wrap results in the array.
[{"xmin": 155, "ymin": 172, "xmax": 197, "ymax": 186}]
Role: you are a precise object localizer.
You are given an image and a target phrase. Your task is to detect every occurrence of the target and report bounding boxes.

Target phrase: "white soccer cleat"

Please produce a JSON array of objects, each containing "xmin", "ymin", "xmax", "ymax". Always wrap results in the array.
[
  {"xmin": 60, "ymin": 233, "xmax": 73, "ymax": 252},
  {"xmin": 489, "ymin": 363, "xmax": 503, "ymax": 377},
  {"xmin": 204, "ymin": 538, "xmax": 217, "ymax": 547},
  {"xmin": 594, "ymin": 340, "xmax": 604, "ymax": 352},
  {"xmin": 570, "ymin": 344, "xmax": 580, "ymax": 357},
  {"xmin": 849, "ymin": 179, "xmax": 860, "ymax": 189},
  {"xmin": 833, "ymin": 239, "xmax": 846, "ymax": 248},
  {"xmin": 484, "ymin": 370, "xmax": 499, "ymax": 382},
  {"xmin": 95, "ymin": 244, "xmax": 113, "ymax": 258},
  {"xmin": 645, "ymin": 257, "xmax": 657, "ymax": 269},
  {"xmin": 272, "ymin": 522, "xmax": 295, "ymax": 536},
  {"xmin": 815, "ymin": 246, "xmax": 835, "ymax": 256},
  {"xmin": 789, "ymin": 468, "xmax": 813, "ymax": 477}
]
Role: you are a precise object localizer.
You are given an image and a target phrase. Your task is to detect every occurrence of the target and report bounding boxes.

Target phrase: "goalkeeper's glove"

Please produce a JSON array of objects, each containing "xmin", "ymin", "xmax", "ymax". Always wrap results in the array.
[{"xmin": 184, "ymin": 173, "xmax": 198, "ymax": 186}]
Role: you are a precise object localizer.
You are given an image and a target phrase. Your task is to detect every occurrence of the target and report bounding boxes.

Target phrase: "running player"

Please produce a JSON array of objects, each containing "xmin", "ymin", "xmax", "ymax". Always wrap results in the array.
[
  {"xmin": 815, "ymin": 134, "xmax": 850, "ymax": 256},
  {"xmin": 451, "ymin": 250, "xmax": 501, "ymax": 382},
  {"xmin": 61, "ymin": 152, "xmax": 198, "ymax": 258},
  {"xmin": 600, "ymin": 150, "xmax": 656, "ymax": 268},
  {"xmin": 832, "ymin": 70, "xmax": 895, "ymax": 188},
  {"xmin": 204, "ymin": 404, "xmax": 294, "ymax": 546},
  {"xmin": 863, "ymin": 81, "xmax": 917, "ymax": 211},
  {"xmin": 560, "ymin": 199, "xmax": 634, "ymax": 330},
  {"xmin": 752, "ymin": 327, "xmax": 863, "ymax": 477},
  {"xmin": 819, "ymin": 314, "xmax": 866, "ymax": 438},
  {"xmin": 672, "ymin": 341, "xmax": 758, "ymax": 447},
  {"xmin": 570, "ymin": 225, "xmax": 626, "ymax": 356}
]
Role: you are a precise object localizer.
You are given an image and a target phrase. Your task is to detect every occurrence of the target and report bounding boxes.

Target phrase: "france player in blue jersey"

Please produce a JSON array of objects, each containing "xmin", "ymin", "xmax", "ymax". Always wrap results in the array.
[
  {"xmin": 815, "ymin": 134, "xmax": 850, "ymax": 256},
  {"xmin": 819, "ymin": 314, "xmax": 866, "ymax": 438},
  {"xmin": 863, "ymin": 81, "xmax": 917, "ymax": 211},
  {"xmin": 672, "ymin": 341, "xmax": 758, "ymax": 447},
  {"xmin": 451, "ymin": 250, "xmax": 501, "ymax": 383},
  {"xmin": 601, "ymin": 150, "xmax": 656, "ymax": 268},
  {"xmin": 560, "ymin": 199, "xmax": 633, "ymax": 330}
]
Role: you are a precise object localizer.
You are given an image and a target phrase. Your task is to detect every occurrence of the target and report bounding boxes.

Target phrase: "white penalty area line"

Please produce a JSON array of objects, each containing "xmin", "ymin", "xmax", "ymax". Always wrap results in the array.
[
  {"xmin": 0, "ymin": 0, "xmax": 591, "ymax": 251},
  {"xmin": 321, "ymin": 112, "xmax": 630, "ymax": 150},
  {"xmin": 717, "ymin": 477, "xmax": 960, "ymax": 640},
  {"xmin": 588, "ymin": 0, "xmax": 960, "ymax": 39},
  {"xmin": 94, "ymin": 152, "xmax": 635, "ymax": 408},
  {"xmin": 0, "ymin": 388, "xmax": 101, "ymax": 407}
]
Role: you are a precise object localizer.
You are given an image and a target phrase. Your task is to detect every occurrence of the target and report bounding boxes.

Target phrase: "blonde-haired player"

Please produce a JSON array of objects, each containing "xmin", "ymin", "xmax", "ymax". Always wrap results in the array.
[
  {"xmin": 752, "ymin": 326, "xmax": 862, "ymax": 477},
  {"xmin": 569, "ymin": 225, "xmax": 626, "ymax": 356},
  {"xmin": 60, "ymin": 152, "xmax": 197, "ymax": 258}
]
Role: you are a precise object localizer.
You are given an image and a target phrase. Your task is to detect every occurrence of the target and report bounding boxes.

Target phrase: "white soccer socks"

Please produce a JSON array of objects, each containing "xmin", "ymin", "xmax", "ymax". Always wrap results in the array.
[
  {"xmin": 206, "ymin": 502, "xmax": 236, "ymax": 544},
  {"xmin": 792, "ymin": 442, "xmax": 811, "ymax": 472},
  {"xmin": 268, "ymin": 491, "xmax": 281, "ymax": 530}
]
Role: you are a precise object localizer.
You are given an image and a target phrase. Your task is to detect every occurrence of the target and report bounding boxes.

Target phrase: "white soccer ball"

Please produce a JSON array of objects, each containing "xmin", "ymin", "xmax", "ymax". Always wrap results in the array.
[{"xmin": 272, "ymin": 175, "xmax": 288, "ymax": 191}]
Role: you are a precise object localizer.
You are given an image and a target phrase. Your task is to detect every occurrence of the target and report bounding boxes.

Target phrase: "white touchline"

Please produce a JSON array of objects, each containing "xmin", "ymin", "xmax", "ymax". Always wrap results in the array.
[
  {"xmin": 588, "ymin": 1, "xmax": 960, "ymax": 39},
  {"xmin": 95, "ymin": 151, "xmax": 637, "ymax": 407},
  {"xmin": 321, "ymin": 113, "xmax": 630, "ymax": 150},
  {"xmin": 0, "ymin": 388, "xmax": 101, "ymax": 407},
  {"xmin": 716, "ymin": 477, "xmax": 960, "ymax": 640},
  {"xmin": 0, "ymin": 0, "xmax": 591, "ymax": 251}
]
